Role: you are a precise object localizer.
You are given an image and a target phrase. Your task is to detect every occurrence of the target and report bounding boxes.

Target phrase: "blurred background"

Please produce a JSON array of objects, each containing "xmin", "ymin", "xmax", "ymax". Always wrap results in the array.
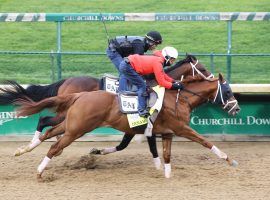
[{"xmin": 0, "ymin": 0, "xmax": 269, "ymax": 84}]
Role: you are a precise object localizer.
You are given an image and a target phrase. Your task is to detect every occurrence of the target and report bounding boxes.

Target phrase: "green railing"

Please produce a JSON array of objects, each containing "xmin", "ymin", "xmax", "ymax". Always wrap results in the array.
[
  {"xmin": 0, "ymin": 12, "xmax": 270, "ymax": 82},
  {"xmin": 0, "ymin": 50, "xmax": 270, "ymax": 83}
]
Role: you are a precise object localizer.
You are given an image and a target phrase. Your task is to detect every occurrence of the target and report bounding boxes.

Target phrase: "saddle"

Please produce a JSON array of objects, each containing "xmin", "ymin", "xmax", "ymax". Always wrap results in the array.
[{"xmin": 100, "ymin": 74, "xmax": 166, "ymax": 135}]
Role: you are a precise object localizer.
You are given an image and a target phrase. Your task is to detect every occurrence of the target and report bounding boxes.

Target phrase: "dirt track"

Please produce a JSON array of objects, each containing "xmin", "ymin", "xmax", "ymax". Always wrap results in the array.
[{"xmin": 0, "ymin": 141, "xmax": 270, "ymax": 200}]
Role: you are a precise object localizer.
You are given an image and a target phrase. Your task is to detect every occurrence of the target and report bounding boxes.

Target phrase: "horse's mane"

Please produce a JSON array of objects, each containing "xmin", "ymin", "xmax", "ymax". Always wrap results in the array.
[{"xmin": 164, "ymin": 54, "xmax": 197, "ymax": 73}]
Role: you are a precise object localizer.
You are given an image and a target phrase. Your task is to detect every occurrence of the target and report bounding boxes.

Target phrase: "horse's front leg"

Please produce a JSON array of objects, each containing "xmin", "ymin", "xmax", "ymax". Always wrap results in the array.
[
  {"xmin": 146, "ymin": 135, "xmax": 161, "ymax": 170},
  {"xmin": 161, "ymin": 134, "xmax": 173, "ymax": 178},
  {"xmin": 173, "ymin": 124, "xmax": 238, "ymax": 167}
]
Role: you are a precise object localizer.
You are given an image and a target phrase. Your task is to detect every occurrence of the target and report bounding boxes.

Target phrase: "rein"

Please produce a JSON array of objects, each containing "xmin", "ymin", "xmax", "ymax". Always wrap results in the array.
[
  {"xmin": 174, "ymin": 79, "xmax": 219, "ymax": 118},
  {"xmin": 177, "ymin": 80, "xmax": 221, "ymax": 106},
  {"xmin": 181, "ymin": 88, "xmax": 209, "ymax": 102},
  {"xmin": 174, "ymin": 83, "xmax": 211, "ymax": 118}
]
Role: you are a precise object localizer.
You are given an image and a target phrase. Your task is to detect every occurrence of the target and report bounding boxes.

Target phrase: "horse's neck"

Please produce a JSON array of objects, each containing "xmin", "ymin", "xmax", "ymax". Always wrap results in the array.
[
  {"xmin": 167, "ymin": 63, "xmax": 189, "ymax": 80},
  {"xmin": 146, "ymin": 63, "xmax": 190, "ymax": 87}
]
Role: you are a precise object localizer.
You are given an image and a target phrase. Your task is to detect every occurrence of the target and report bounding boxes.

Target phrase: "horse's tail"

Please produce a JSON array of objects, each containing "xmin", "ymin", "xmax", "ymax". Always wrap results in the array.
[
  {"xmin": 0, "ymin": 79, "xmax": 66, "ymax": 105},
  {"xmin": 15, "ymin": 93, "xmax": 81, "ymax": 117}
]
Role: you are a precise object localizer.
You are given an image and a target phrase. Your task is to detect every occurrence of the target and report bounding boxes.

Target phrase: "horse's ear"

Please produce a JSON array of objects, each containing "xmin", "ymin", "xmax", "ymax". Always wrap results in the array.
[
  {"xmin": 218, "ymin": 73, "xmax": 224, "ymax": 81},
  {"xmin": 186, "ymin": 53, "xmax": 193, "ymax": 62}
]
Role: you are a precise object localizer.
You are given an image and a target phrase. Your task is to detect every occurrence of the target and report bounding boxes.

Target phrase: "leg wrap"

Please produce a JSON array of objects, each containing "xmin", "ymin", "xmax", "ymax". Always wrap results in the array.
[
  {"xmin": 211, "ymin": 145, "xmax": 228, "ymax": 159},
  {"xmin": 37, "ymin": 156, "xmax": 51, "ymax": 174},
  {"xmin": 102, "ymin": 147, "xmax": 117, "ymax": 155},
  {"xmin": 164, "ymin": 163, "xmax": 171, "ymax": 178},
  {"xmin": 153, "ymin": 157, "xmax": 161, "ymax": 170},
  {"xmin": 31, "ymin": 131, "xmax": 41, "ymax": 143},
  {"xmin": 29, "ymin": 139, "xmax": 41, "ymax": 149}
]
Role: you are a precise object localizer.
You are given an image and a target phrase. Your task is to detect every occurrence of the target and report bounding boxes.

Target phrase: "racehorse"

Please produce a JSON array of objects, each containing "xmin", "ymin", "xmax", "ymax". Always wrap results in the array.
[
  {"xmin": 14, "ymin": 73, "xmax": 240, "ymax": 179},
  {"xmin": 1, "ymin": 55, "xmax": 213, "ymax": 169}
]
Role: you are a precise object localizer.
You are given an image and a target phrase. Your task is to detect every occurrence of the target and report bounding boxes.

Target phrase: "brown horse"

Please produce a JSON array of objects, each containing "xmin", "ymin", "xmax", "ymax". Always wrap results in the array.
[
  {"xmin": 4, "ymin": 55, "xmax": 213, "ymax": 168},
  {"xmin": 15, "ymin": 74, "xmax": 240, "ymax": 179}
]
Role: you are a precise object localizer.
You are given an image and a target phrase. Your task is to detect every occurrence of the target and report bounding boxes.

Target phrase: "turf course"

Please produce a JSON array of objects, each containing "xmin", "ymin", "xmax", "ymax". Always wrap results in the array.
[{"xmin": 0, "ymin": 0, "xmax": 269, "ymax": 83}]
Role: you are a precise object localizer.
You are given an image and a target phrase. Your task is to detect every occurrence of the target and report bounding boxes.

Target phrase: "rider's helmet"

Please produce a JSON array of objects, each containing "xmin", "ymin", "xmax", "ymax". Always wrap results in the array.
[
  {"xmin": 162, "ymin": 46, "xmax": 178, "ymax": 66},
  {"xmin": 145, "ymin": 31, "xmax": 163, "ymax": 47}
]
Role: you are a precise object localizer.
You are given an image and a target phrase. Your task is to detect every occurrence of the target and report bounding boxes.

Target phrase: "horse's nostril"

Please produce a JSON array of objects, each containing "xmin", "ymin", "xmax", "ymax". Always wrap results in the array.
[{"xmin": 235, "ymin": 107, "xmax": 241, "ymax": 113}]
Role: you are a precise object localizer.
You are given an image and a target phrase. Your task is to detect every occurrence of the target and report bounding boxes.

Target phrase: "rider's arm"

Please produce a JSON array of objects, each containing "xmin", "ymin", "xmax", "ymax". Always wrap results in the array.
[
  {"xmin": 153, "ymin": 64, "xmax": 173, "ymax": 89},
  {"xmin": 163, "ymin": 73, "xmax": 174, "ymax": 82}
]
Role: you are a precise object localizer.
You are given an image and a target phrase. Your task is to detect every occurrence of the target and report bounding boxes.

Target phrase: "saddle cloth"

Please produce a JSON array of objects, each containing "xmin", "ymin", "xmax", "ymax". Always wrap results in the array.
[
  {"xmin": 119, "ymin": 85, "xmax": 165, "ymax": 128},
  {"xmin": 101, "ymin": 74, "xmax": 119, "ymax": 94},
  {"xmin": 101, "ymin": 74, "xmax": 137, "ymax": 94}
]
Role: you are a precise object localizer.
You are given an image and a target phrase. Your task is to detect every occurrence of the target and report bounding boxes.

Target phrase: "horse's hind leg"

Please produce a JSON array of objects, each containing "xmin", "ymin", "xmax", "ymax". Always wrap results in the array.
[
  {"xmin": 32, "ymin": 115, "xmax": 65, "ymax": 142},
  {"xmin": 37, "ymin": 132, "xmax": 78, "ymax": 179},
  {"xmin": 14, "ymin": 122, "xmax": 65, "ymax": 157},
  {"xmin": 40, "ymin": 122, "xmax": 65, "ymax": 141},
  {"xmin": 174, "ymin": 125, "xmax": 238, "ymax": 167}
]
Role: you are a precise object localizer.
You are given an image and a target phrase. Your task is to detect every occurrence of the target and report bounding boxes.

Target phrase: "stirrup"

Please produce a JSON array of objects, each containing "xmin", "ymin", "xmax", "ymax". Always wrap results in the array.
[{"xmin": 138, "ymin": 110, "xmax": 150, "ymax": 118}]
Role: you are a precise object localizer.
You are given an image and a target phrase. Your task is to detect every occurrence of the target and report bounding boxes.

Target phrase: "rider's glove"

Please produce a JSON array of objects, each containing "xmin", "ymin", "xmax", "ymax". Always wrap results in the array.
[{"xmin": 171, "ymin": 82, "xmax": 184, "ymax": 90}]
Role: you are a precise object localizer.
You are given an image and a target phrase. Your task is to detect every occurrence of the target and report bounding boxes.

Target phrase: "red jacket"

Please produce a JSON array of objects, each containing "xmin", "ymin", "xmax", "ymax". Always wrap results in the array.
[{"xmin": 128, "ymin": 51, "xmax": 173, "ymax": 89}]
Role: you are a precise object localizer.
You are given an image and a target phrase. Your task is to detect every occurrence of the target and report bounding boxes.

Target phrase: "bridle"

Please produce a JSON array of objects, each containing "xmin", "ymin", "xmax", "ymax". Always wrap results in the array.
[
  {"xmin": 175, "ymin": 79, "xmax": 238, "ymax": 117},
  {"xmin": 190, "ymin": 60, "xmax": 214, "ymax": 80},
  {"xmin": 175, "ymin": 59, "xmax": 213, "ymax": 103},
  {"xmin": 212, "ymin": 81, "xmax": 238, "ymax": 113}
]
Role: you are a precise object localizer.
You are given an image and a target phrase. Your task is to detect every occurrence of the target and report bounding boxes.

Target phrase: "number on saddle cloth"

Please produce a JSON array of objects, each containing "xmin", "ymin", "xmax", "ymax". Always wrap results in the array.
[
  {"xmin": 101, "ymin": 74, "xmax": 138, "ymax": 94},
  {"xmin": 118, "ymin": 87, "xmax": 160, "ymax": 114}
]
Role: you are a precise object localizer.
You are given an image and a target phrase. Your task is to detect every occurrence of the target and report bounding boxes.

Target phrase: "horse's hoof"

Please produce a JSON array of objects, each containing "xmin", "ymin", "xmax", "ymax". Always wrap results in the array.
[
  {"xmin": 89, "ymin": 148, "xmax": 101, "ymax": 155},
  {"xmin": 37, "ymin": 173, "xmax": 43, "ymax": 182},
  {"xmin": 231, "ymin": 160, "xmax": 238, "ymax": 167},
  {"xmin": 165, "ymin": 172, "xmax": 171, "ymax": 178},
  {"xmin": 227, "ymin": 158, "xmax": 238, "ymax": 167},
  {"xmin": 14, "ymin": 149, "xmax": 21, "ymax": 156},
  {"xmin": 14, "ymin": 146, "xmax": 27, "ymax": 156}
]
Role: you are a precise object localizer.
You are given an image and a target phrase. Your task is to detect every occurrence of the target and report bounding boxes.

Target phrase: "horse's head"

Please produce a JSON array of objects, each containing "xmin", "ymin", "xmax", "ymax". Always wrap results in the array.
[
  {"xmin": 166, "ymin": 54, "xmax": 214, "ymax": 81},
  {"xmin": 211, "ymin": 74, "xmax": 240, "ymax": 116}
]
